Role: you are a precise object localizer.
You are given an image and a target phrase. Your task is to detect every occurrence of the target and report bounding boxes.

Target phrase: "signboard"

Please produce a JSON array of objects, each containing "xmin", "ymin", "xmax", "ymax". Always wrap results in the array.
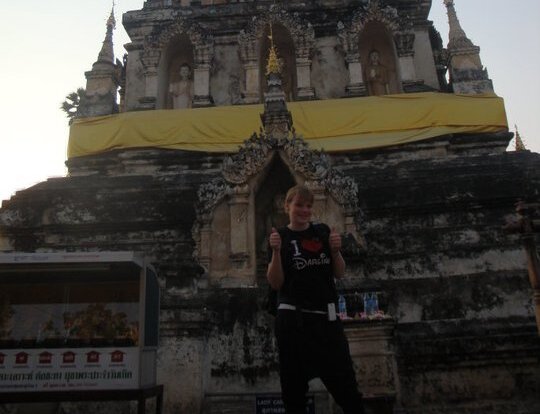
[
  {"xmin": 255, "ymin": 394, "xmax": 315, "ymax": 414},
  {"xmin": 0, "ymin": 347, "xmax": 139, "ymax": 392},
  {"xmin": 0, "ymin": 252, "xmax": 144, "ymax": 266},
  {"xmin": 0, "ymin": 252, "xmax": 159, "ymax": 392}
]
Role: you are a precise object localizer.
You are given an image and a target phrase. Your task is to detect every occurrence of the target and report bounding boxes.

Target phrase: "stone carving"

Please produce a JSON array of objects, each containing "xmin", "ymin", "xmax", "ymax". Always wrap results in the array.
[
  {"xmin": 222, "ymin": 134, "xmax": 271, "ymax": 185},
  {"xmin": 238, "ymin": 29, "xmax": 258, "ymax": 63},
  {"xmin": 337, "ymin": 20, "xmax": 357, "ymax": 62},
  {"xmin": 325, "ymin": 169, "xmax": 359, "ymax": 211},
  {"xmin": 140, "ymin": 49, "xmax": 162, "ymax": 72},
  {"xmin": 281, "ymin": 135, "xmax": 329, "ymax": 182},
  {"xmin": 394, "ymin": 31, "xmax": 415, "ymax": 57},
  {"xmin": 196, "ymin": 177, "xmax": 229, "ymax": 218}
]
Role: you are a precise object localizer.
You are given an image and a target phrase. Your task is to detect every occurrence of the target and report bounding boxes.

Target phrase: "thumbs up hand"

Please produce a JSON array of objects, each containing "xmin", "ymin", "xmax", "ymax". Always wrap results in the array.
[
  {"xmin": 269, "ymin": 227, "xmax": 282, "ymax": 251},
  {"xmin": 329, "ymin": 227, "xmax": 342, "ymax": 253}
]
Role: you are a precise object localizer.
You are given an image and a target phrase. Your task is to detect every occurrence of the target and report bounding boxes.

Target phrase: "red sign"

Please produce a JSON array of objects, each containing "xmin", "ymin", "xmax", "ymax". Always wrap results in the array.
[
  {"xmin": 15, "ymin": 352, "xmax": 29, "ymax": 364},
  {"xmin": 62, "ymin": 351, "xmax": 76, "ymax": 364},
  {"xmin": 86, "ymin": 351, "xmax": 100, "ymax": 363},
  {"xmin": 39, "ymin": 351, "xmax": 53, "ymax": 364},
  {"xmin": 110, "ymin": 350, "xmax": 125, "ymax": 363},
  {"xmin": 0, "ymin": 347, "xmax": 139, "ymax": 392}
]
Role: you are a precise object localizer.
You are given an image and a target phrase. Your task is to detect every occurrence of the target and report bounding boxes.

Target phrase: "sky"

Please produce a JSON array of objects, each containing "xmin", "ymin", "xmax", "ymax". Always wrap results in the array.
[{"xmin": 1, "ymin": 0, "xmax": 539, "ymax": 205}]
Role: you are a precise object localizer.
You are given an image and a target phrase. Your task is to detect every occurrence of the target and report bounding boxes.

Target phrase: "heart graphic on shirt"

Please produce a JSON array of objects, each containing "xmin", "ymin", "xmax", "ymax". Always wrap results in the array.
[{"xmin": 301, "ymin": 239, "xmax": 322, "ymax": 253}]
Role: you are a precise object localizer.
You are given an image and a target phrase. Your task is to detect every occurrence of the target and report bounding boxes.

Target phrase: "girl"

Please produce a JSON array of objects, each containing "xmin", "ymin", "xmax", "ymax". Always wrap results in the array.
[{"xmin": 267, "ymin": 185, "xmax": 365, "ymax": 414}]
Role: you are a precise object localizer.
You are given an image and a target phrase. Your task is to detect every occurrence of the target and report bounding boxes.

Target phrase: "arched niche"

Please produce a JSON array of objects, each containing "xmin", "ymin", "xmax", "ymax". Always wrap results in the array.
[
  {"xmin": 140, "ymin": 18, "xmax": 213, "ymax": 109},
  {"xmin": 158, "ymin": 34, "xmax": 194, "ymax": 109},
  {"xmin": 193, "ymin": 134, "xmax": 365, "ymax": 289},
  {"xmin": 254, "ymin": 154, "xmax": 296, "ymax": 280},
  {"xmin": 359, "ymin": 21, "xmax": 401, "ymax": 95},
  {"xmin": 259, "ymin": 24, "xmax": 297, "ymax": 102},
  {"xmin": 195, "ymin": 151, "xmax": 299, "ymax": 286}
]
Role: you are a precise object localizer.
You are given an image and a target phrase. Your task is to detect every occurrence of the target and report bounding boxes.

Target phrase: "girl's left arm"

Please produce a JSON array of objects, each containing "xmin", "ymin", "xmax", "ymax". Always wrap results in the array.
[{"xmin": 329, "ymin": 227, "xmax": 346, "ymax": 278}]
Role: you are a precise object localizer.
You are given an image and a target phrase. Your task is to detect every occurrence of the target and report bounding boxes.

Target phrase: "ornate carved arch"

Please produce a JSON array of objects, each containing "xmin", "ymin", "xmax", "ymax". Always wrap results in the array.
[
  {"xmin": 196, "ymin": 134, "xmax": 358, "ymax": 218},
  {"xmin": 337, "ymin": 0, "xmax": 414, "ymax": 58},
  {"xmin": 144, "ymin": 17, "xmax": 214, "ymax": 66},
  {"xmin": 139, "ymin": 16, "xmax": 214, "ymax": 108},
  {"xmin": 192, "ymin": 132, "xmax": 362, "ymax": 286},
  {"xmin": 238, "ymin": 5, "xmax": 315, "ymax": 62},
  {"xmin": 237, "ymin": 5, "xmax": 316, "ymax": 103},
  {"xmin": 336, "ymin": 0, "xmax": 416, "ymax": 96}
]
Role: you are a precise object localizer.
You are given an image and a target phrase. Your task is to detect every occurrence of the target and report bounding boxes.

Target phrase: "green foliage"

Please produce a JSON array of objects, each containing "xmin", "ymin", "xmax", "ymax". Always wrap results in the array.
[{"xmin": 60, "ymin": 87, "xmax": 85, "ymax": 124}]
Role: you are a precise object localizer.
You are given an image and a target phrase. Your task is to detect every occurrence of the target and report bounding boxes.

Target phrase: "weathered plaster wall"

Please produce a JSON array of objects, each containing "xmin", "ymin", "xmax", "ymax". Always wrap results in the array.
[
  {"xmin": 311, "ymin": 37, "xmax": 349, "ymax": 99},
  {"xmin": 124, "ymin": 49, "xmax": 146, "ymax": 112},
  {"xmin": 413, "ymin": 27, "xmax": 440, "ymax": 90},
  {"xmin": 210, "ymin": 42, "xmax": 244, "ymax": 106},
  {"xmin": 1, "ymin": 134, "xmax": 540, "ymax": 413}
]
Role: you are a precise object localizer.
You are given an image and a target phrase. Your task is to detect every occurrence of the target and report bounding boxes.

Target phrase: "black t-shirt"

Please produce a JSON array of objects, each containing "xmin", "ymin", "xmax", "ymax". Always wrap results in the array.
[{"xmin": 275, "ymin": 222, "xmax": 337, "ymax": 311}]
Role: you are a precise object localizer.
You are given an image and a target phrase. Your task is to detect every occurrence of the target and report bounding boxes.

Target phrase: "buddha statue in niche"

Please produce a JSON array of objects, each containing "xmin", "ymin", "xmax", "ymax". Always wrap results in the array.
[
  {"xmin": 228, "ymin": 75, "xmax": 243, "ymax": 105},
  {"xmin": 169, "ymin": 63, "xmax": 194, "ymax": 109},
  {"xmin": 365, "ymin": 50, "xmax": 389, "ymax": 96}
]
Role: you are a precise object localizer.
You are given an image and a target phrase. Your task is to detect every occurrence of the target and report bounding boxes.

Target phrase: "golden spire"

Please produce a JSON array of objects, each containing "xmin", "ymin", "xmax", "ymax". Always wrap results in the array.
[
  {"xmin": 514, "ymin": 125, "xmax": 527, "ymax": 151},
  {"xmin": 266, "ymin": 24, "xmax": 282, "ymax": 76}
]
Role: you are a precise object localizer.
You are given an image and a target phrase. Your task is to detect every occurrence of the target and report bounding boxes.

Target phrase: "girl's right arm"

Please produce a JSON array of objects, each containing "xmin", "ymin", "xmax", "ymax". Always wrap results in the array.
[{"xmin": 267, "ymin": 227, "xmax": 284, "ymax": 290}]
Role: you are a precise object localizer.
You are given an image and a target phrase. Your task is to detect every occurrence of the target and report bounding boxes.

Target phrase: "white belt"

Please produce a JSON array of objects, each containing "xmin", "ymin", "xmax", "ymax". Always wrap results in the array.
[{"xmin": 278, "ymin": 303, "xmax": 327, "ymax": 315}]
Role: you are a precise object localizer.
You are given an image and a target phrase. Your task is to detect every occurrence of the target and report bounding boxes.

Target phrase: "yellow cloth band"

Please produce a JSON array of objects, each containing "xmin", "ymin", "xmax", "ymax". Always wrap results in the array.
[{"xmin": 68, "ymin": 92, "xmax": 508, "ymax": 159}]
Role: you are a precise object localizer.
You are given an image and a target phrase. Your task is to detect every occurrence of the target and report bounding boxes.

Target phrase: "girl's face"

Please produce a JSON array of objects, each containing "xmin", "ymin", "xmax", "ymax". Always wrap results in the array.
[{"xmin": 286, "ymin": 194, "xmax": 313, "ymax": 230}]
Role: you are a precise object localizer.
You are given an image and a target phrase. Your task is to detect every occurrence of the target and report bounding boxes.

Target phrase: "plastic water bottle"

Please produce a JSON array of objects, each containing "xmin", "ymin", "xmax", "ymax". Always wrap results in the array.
[
  {"xmin": 363, "ymin": 292, "xmax": 379, "ymax": 316},
  {"xmin": 338, "ymin": 295, "xmax": 347, "ymax": 319},
  {"xmin": 372, "ymin": 292, "xmax": 379, "ymax": 314},
  {"xmin": 363, "ymin": 292, "xmax": 371, "ymax": 316}
]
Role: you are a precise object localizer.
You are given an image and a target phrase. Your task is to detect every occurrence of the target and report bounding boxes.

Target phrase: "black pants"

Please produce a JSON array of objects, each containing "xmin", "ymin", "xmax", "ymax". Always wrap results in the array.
[{"xmin": 275, "ymin": 310, "xmax": 365, "ymax": 414}]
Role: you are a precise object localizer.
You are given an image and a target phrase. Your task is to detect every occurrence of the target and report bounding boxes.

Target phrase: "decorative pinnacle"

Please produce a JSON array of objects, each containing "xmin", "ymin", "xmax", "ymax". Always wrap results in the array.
[
  {"xmin": 266, "ymin": 24, "xmax": 283, "ymax": 76},
  {"xmin": 96, "ymin": 6, "xmax": 116, "ymax": 65},
  {"xmin": 514, "ymin": 125, "xmax": 527, "ymax": 151},
  {"xmin": 107, "ymin": 4, "xmax": 117, "ymax": 30},
  {"xmin": 444, "ymin": 0, "xmax": 475, "ymax": 50}
]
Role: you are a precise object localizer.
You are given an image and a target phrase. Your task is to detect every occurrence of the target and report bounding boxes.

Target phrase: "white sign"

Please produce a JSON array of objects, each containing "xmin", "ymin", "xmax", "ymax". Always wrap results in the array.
[{"xmin": 0, "ymin": 347, "xmax": 139, "ymax": 392}]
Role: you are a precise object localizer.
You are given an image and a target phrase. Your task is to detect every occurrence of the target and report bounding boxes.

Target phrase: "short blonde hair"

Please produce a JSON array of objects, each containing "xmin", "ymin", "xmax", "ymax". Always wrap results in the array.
[{"xmin": 284, "ymin": 185, "xmax": 314, "ymax": 212}]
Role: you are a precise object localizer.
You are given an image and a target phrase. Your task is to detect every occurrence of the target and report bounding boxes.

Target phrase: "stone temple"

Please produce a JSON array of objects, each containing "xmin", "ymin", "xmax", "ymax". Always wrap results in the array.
[{"xmin": 1, "ymin": 0, "xmax": 540, "ymax": 413}]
